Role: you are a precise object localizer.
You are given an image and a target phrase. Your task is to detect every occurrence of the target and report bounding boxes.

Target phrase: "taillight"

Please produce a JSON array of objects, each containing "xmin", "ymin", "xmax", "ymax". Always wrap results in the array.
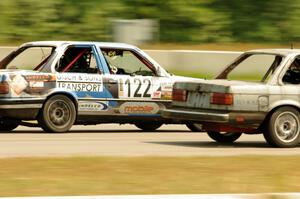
[
  {"xmin": 0, "ymin": 82, "xmax": 9, "ymax": 94},
  {"xmin": 211, "ymin": 92, "xmax": 233, "ymax": 105},
  {"xmin": 172, "ymin": 89, "xmax": 187, "ymax": 102}
]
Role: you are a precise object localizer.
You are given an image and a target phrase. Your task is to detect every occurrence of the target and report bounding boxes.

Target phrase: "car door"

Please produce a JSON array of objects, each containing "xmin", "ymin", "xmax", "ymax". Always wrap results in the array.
[{"xmin": 55, "ymin": 45, "xmax": 110, "ymax": 115}]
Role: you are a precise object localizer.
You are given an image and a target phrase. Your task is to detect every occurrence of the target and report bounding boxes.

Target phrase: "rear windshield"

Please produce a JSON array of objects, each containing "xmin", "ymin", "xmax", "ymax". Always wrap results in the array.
[{"xmin": 218, "ymin": 54, "xmax": 283, "ymax": 82}]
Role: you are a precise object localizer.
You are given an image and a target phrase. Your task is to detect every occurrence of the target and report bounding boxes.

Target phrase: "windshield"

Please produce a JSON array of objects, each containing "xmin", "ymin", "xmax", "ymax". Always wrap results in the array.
[
  {"xmin": 101, "ymin": 48, "xmax": 156, "ymax": 76},
  {"xmin": 217, "ymin": 53, "xmax": 283, "ymax": 82},
  {"xmin": 0, "ymin": 46, "xmax": 56, "ymax": 71}
]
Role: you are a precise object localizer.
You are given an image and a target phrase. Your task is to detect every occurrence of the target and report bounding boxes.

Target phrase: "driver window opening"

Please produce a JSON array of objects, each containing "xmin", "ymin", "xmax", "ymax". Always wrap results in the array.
[
  {"xmin": 101, "ymin": 49, "xmax": 156, "ymax": 76},
  {"xmin": 56, "ymin": 46, "xmax": 99, "ymax": 74},
  {"xmin": 282, "ymin": 57, "xmax": 300, "ymax": 84}
]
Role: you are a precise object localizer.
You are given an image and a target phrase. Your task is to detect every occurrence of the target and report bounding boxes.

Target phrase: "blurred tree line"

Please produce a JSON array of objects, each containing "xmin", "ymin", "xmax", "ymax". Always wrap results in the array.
[{"xmin": 0, "ymin": 0, "xmax": 299, "ymax": 44}]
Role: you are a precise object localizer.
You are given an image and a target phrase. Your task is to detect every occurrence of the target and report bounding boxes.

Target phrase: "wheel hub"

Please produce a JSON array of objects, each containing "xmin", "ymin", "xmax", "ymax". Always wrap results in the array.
[
  {"xmin": 55, "ymin": 108, "xmax": 64, "ymax": 118},
  {"xmin": 49, "ymin": 100, "xmax": 71, "ymax": 127},
  {"xmin": 275, "ymin": 112, "xmax": 299, "ymax": 142}
]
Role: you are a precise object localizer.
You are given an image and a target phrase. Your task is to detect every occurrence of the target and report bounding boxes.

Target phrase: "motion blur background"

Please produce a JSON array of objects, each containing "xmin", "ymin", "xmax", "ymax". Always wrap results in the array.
[
  {"xmin": 0, "ymin": 1, "xmax": 300, "ymax": 196},
  {"xmin": 0, "ymin": 0, "xmax": 297, "ymax": 45},
  {"xmin": 0, "ymin": 0, "xmax": 297, "ymax": 77}
]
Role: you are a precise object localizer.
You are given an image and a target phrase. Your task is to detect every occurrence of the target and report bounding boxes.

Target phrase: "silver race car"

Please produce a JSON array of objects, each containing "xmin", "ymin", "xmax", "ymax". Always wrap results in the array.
[
  {"xmin": 0, "ymin": 41, "xmax": 200, "ymax": 132},
  {"xmin": 163, "ymin": 49, "xmax": 300, "ymax": 147}
]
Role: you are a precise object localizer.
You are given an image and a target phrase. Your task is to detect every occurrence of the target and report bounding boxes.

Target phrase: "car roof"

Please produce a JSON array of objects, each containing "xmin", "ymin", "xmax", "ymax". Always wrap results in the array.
[
  {"xmin": 21, "ymin": 41, "xmax": 137, "ymax": 49},
  {"xmin": 246, "ymin": 49, "xmax": 300, "ymax": 56}
]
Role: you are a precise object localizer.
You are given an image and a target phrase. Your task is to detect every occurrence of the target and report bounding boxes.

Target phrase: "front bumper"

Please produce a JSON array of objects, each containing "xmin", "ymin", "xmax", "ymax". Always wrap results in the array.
[{"xmin": 162, "ymin": 107, "xmax": 266, "ymax": 128}]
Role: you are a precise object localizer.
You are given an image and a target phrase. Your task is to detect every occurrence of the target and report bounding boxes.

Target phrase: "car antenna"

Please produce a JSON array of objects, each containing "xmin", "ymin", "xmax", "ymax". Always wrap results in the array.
[{"xmin": 291, "ymin": 43, "xmax": 294, "ymax": 49}]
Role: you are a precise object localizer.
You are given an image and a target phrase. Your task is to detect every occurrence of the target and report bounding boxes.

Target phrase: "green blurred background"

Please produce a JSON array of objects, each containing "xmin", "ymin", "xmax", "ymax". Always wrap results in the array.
[{"xmin": 0, "ymin": 0, "xmax": 298, "ymax": 46}]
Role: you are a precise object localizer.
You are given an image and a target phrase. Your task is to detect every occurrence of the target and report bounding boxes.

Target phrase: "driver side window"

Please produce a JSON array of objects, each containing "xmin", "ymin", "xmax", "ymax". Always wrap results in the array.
[
  {"xmin": 283, "ymin": 57, "xmax": 300, "ymax": 84},
  {"xmin": 101, "ymin": 49, "xmax": 155, "ymax": 76}
]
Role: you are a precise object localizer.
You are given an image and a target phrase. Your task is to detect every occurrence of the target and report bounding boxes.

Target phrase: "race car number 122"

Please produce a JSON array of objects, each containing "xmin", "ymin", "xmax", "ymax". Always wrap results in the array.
[{"xmin": 124, "ymin": 78, "xmax": 151, "ymax": 98}]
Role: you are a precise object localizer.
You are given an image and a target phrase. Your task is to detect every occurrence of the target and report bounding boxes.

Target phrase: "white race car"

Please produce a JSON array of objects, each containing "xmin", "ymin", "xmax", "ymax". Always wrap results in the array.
[
  {"xmin": 0, "ymin": 41, "xmax": 200, "ymax": 132},
  {"xmin": 163, "ymin": 49, "xmax": 300, "ymax": 147}
]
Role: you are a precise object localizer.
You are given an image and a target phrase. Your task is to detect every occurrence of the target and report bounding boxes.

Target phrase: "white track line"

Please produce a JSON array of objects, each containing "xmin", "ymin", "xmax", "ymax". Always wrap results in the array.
[{"xmin": 1, "ymin": 193, "xmax": 300, "ymax": 199}]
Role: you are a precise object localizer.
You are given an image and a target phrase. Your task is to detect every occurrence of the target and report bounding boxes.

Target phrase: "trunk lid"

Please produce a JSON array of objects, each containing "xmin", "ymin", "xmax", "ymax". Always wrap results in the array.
[{"xmin": 173, "ymin": 79, "xmax": 261, "ymax": 110}]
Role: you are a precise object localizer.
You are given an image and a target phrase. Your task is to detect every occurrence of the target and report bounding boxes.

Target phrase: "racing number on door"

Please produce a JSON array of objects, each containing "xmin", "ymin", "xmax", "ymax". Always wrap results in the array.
[{"xmin": 124, "ymin": 78, "xmax": 151, "ymax": 98}]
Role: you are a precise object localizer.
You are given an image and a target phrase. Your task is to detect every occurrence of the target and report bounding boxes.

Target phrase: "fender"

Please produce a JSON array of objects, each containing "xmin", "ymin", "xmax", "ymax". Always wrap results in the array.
[{"xmin": 268, "ymin": 99, "xmax": 300, "ymax": 112}]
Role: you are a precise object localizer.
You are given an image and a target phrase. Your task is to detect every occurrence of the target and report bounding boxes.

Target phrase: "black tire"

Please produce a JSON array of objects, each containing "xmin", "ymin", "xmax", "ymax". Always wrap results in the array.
[
  {"xmin": 135, "ymin": 123, "xmax": 163, "ymax": 131},
  {"xmin": 38, "ymin": 95, "xmax": 76, "ymax": 133},
  {"xmin": 263, "ymin": 107, "xmax": 300, "ymax": 148},
  {"xmin": 207, "ymin": 131, "xmax": 242, "ymax": 143},
  {"xmin": 186, "ymin": 123, "xmax": 203, "ymax": 132},
  {"xmin": 0, "ymin": 119, "xmax": 19, "ymax": 132}
]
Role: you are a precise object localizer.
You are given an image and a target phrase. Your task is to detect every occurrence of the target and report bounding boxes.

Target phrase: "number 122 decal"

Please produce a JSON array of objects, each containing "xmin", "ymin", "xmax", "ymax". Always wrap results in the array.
[{"xmin": 121, "ymin": 78, "xmax": 152, "ymax": 98}]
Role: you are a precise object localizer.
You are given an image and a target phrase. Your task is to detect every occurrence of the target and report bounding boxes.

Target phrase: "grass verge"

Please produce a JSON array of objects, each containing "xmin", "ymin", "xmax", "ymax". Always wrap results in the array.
[{"xmin": 0, "ymin": 156, "xmax": 299, "ymax": 196}]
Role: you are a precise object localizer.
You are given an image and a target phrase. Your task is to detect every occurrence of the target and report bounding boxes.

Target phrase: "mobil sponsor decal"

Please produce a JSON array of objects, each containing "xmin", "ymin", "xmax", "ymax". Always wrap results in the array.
[
  {"xmin": 57, "ymin": 74, "xmax": 103, "ymax": 92},
  {"xmin": 78, "ymin": 101, "xmax": 108, "ymax": 112},
  {"xmin": 119, "ymin": 102, "xmax": 160, "ymax": 114}
]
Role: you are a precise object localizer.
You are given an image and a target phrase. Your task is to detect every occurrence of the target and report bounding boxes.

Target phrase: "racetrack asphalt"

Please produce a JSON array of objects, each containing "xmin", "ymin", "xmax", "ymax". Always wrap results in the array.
[{"xmin": 0, "ymin": 124, "xmax": 298, "ymax": 158}]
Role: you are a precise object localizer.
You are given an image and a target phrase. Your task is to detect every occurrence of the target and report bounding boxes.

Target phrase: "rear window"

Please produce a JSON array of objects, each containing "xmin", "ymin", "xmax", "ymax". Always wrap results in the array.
[
  {"xmin": 221, "ymin": 54, "xmax": 283, "ymax": 82},
  {"xmin": 6, "ymin": 47, "xmax": 54, "ymax": 71}
]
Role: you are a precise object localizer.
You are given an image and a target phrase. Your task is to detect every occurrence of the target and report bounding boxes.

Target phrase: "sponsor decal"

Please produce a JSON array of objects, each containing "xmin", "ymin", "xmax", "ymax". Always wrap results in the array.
[
  {"xmin": 25, "ymin": 74, "xmax": 56, "ymax": 82},
  {"xmin": 58, "ymin": 82, "xmax": 102, "ymax": 92},
  {"xmin": 161, "ymin": 83, "xmax": 173, "ymax": 91},
  {"xmin": 10, "ymin": 74, "xmax": 28, "ymax": 95},
  {"xmin": 152, "ymin": 91, "xmax": 161, "ymax": 99},
  {"xmin": 6, "ymin": 74, "xmax": 55, "ymax": 96},
  {"xmin": 57, "ymin": 74, "xmax": 103, "ymax": 92},
  {"xmin": 161, "ymin": 91, "xmax": 172, "ymax": 100},
  {"xmin": 29, "ymin": 81, "xmax": 44, "ymax": 88},
  {"xmin": 78, "ymin": 101, "xmax": 108, "ymax": 112},
  {"xmin": 57, "ymin": 74, "xmax": 102, "ymax": 83},
  {"xmin": 119, "ymin": 102, "xmax": 160, "ymax": 114}
]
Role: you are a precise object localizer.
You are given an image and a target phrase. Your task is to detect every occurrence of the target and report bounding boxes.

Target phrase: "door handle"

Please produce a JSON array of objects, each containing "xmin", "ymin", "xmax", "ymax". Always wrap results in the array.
[{"xmin": 108, "ymin": 79, "xmax": 117, "ymax": 84}]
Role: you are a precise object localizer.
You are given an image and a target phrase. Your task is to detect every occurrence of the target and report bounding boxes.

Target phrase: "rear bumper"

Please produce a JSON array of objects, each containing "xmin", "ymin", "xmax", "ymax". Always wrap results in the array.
[
  {"xmin": 162, "ymin": 107, "xmax": 266, "ymax": 128},
  {"xmin": 163, "ymin": 108, "xmax": 229, "ymax": 123},
  {"xmin": 0, "ymin": 98, "xmax": 44, "ymax": 119}
]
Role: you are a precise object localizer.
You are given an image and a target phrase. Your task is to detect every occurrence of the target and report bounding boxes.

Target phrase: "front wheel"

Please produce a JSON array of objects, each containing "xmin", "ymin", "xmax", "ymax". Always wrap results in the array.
[
  {"xmin": 263, "ymin": 107, "xmax": 300, "ymax": 148},
  {"xmin": 0, "ymin": 119, "xmax": 19, "ymax": 132},
  {"xmin": 135, "ymin": 123, "xmax": 163, "ymax": 131},
  {"xmin": 207, "ymin": 131, "xmax": 242, "ymax": 143},
  {"xmin": 38, "ymin": 95, "xmax": 76, "ymax": 133}
]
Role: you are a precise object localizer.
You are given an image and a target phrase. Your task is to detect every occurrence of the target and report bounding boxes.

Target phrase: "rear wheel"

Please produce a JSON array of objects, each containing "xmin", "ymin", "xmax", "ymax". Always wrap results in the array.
[
  {"xmin": 0, "ymin": 119, "xmax": 19, "ymax": 132},
  {"xmin": 38, "ymin": 95, "xmax": 76, "ymax": 133},
  {"xmin": 263, "ymin": 107, "xmax": 300, "ymax": 148},
  {"xmin": 186, "ymin": 123, "xmax": 203, "ymax": 132},
  {"xmin": 207, "ymin": 131, "xmax": 241, "ymax": 143},
  {"xmin": 135, "ymin": 123, "xmax": 163, "ymax": 131}
]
